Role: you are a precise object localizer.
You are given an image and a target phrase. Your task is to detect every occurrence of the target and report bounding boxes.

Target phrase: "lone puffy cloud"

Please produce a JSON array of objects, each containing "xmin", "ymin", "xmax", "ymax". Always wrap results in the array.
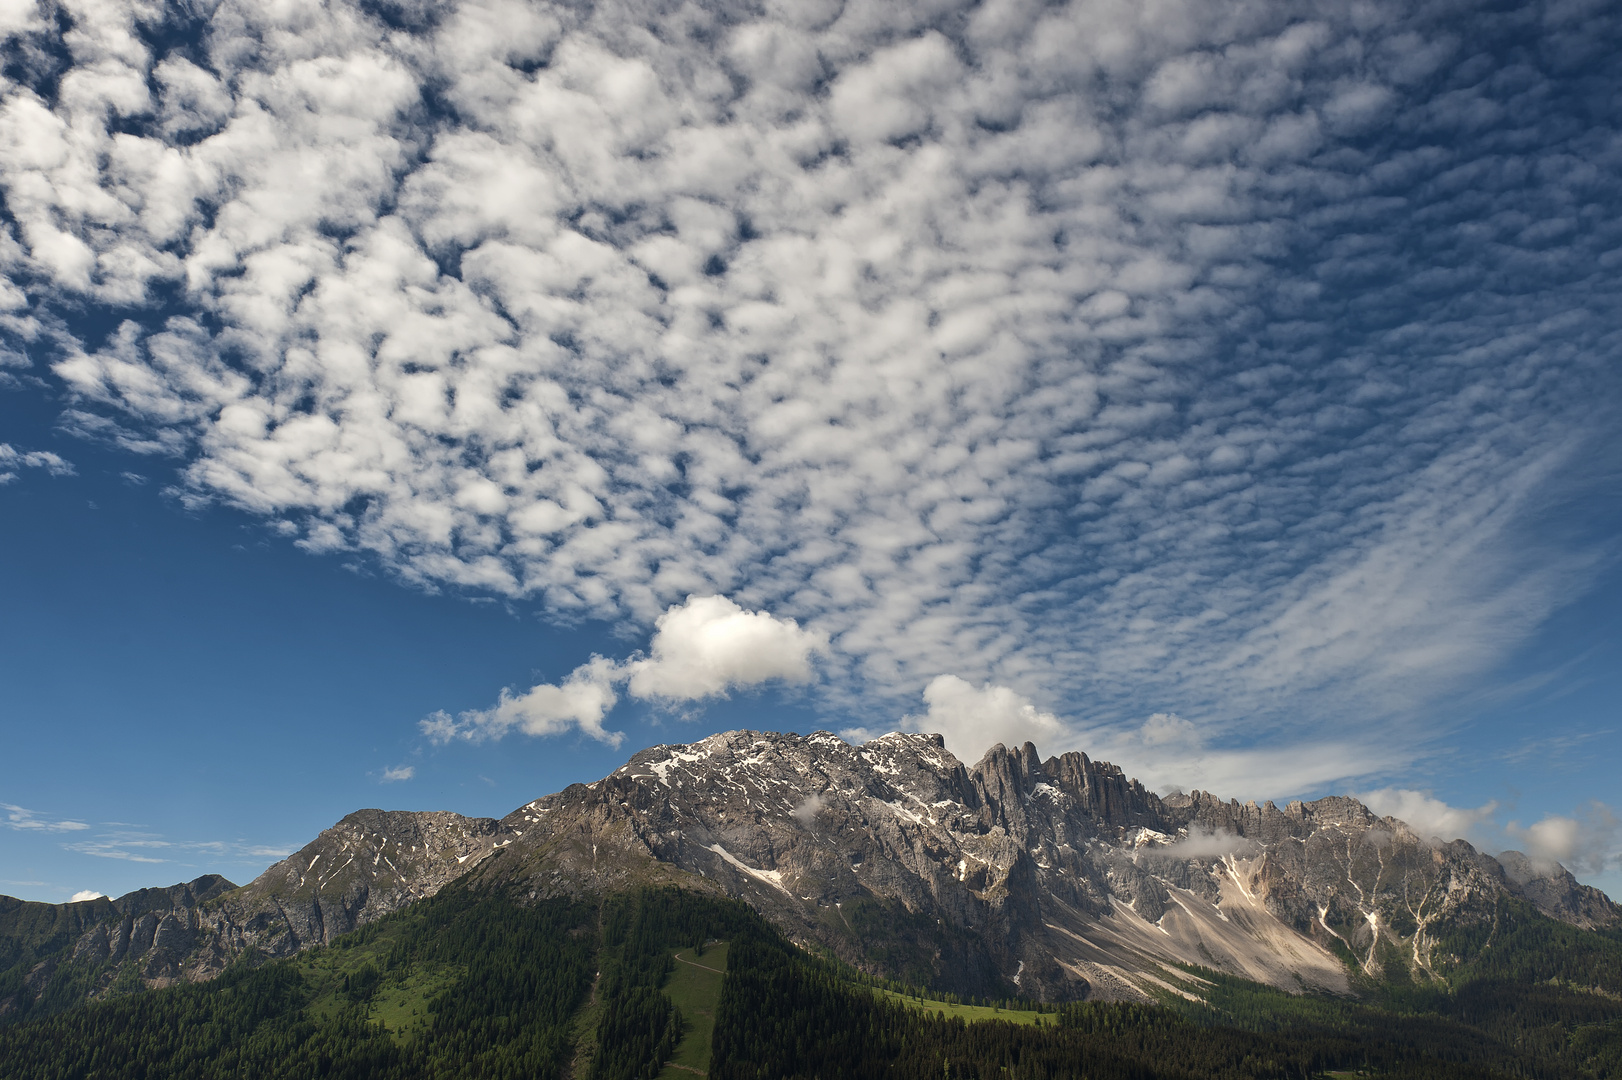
[
  {"xmin": 859, "ymin": 675, "xmax": 1065, "ymax": 763},
  {"xmin": 625, "ymin": 595, "xmax": 829, "ymax": 702},
  {"xmin": 1358, "ymin": 788, "xmax": 1499, "ymax": 847},
  {"xmin": 424, "ymin": 596, "xmax": 826, "ymax": 745},
  {"xmin": 422, "ymin": 656, "xmax": 625, "ymax": 746}
]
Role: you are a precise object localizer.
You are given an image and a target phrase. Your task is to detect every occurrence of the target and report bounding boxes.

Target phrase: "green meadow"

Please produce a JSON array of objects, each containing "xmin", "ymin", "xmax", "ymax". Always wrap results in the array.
[
  {"xmin": 659, "ymin": 943, "xmax": 729, "ymax": 1078},
  {"xmin": 872, "ymin": 986, "xmax": 1049, "ymax": 1027},
  {"xmin": 294, "ymin": 928, "xmax": 465, "ymax": 1044}
]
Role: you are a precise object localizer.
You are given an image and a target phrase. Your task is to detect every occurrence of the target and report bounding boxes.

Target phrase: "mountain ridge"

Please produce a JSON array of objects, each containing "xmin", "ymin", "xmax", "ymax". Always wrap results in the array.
[{"xmin": 3, "ymin": 728, "xmax": 1616, "ymax": 1018}]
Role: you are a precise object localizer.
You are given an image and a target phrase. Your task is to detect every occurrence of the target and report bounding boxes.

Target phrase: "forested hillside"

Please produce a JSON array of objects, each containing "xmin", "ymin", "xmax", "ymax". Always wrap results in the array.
[{"xmin": 1, "ymin": 883, "xmax": 1620, "ymax": 1080}]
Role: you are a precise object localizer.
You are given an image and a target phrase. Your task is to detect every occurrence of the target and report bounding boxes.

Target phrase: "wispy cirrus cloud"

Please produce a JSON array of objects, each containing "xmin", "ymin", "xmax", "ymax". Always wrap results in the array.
[
  {"xmin": 64, "ymin": 830, "xmax": 172, "ymax": 863},
  {"xmin": 32, "ymin": 816, "xmax": 296, "ymax": 866},
  {"xmin": 1, "ymin": 0, "xmax": 1618, "ymax": 772},
  {"xmin": 62, "ymin": 832, "xmax": 296, "ymax": 864},
  {"xmin": 4, "ymin": 803, "xmax": 89, "ymax": 832}
]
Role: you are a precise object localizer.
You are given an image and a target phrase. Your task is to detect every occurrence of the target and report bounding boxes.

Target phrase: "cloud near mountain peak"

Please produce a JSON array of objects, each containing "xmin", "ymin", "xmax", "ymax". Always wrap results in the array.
[{"xmin": 422, "ymin": 595, "xmax": 827, "ymax": 746}]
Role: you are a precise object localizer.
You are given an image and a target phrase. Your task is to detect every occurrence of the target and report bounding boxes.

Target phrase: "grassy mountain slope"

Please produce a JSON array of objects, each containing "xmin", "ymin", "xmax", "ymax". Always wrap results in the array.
[{"xmin": 658, "ymin": 943, "xmax": 728, "ymax": 1079}]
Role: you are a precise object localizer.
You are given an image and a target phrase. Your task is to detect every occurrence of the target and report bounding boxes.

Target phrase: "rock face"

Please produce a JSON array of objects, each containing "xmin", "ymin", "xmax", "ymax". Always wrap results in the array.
[
  {"xmin": 66, "ymin": 875, "xmax": 238, "ymax": 987},
  {"xmin": 1, "ymin": 811, "xmax": 512, "ymax": 1015},
  {"xmin": 1493, "ymin": 849, "xmax": 1619, "ymax": 930},
  {"xmin": 5, "ymin": 730, "xmax": 1618, "ymax": 1013},
  {"xmin": 193, "ymin": 809, "xmax": 512, "ymax": 969},
  {"xmin": 0, "ymin": 875, "xmax": 235, "ymax": 1017},
  {"xmin": 467, "ymin": 730, "xmax": 1622, "ymax": 1001}
]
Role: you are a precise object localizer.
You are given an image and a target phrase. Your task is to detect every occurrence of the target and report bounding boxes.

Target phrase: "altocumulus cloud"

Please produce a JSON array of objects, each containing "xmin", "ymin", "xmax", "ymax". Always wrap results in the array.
[
  {"xmin": 3, "ymin": 0, "xmax": 1621, "ymax": 784},
  {"xmin": 0, "ymin": 443, "xmax": 73, "ymax": 484}
]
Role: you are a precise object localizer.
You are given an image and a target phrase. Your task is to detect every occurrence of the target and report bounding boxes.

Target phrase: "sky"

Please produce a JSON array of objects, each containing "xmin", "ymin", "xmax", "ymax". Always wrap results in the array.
[{"xmin": 1, "ymin": 0, "xmax": 1619, "ymax": 905}]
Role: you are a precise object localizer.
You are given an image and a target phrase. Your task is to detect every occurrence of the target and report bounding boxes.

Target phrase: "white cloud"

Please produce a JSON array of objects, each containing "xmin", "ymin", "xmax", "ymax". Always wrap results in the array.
[
  {"xmin": 380, "ymin": 764, "xmax": 416, "ymax": 782},
  {"xmin": 626, "ymin": 595, "xmax": 829, "ymax": 702},
  {"xmin": 829, "ymin": 33, "xmax": 960, "ymax": 144},
  {"xmin": 0, "ymin": 0, "xmax": 41, "ymax": 39},
  {"xmin": 858, "ymin": 675, "xmax": 1065, "ymax": 762},
  {"xmin": 69, "ymin": 889, "xmax": 108, "ymax": 902},
  {"xmin": 1506, "ymin": 802, "xmax": 1620, "ymax": 877},
  {"xmin": 180, "ymin": 839, "xmax": 295, "ymax": 860},
  {"xmin": 1510, "ymin": 815, "xmax": 1581, "ymax": 865},
  {"xmin": 424, "ymin": 595, "xmax": 823, "ymax": 745},
  {"xmin": 1, "ymin": 0, "xmax": 1618, "ymax": 773},
  {"xmin": 3, "ymin": 803, "xmax": 90, "ymax": 831},
  {"xmin": 851, "ymin": 688, "xmax": 1414, "ymax": 804},
  {"xmin": 1358, "ymin": 788, "xmax": 1499, "ymax": 846},
  {"xmin": 61, "ymin": 827, "xmax": 293, "ymax": 866},
  {"xmin": 65, "ymin": 833, "xmax": 169, "ymax": 863},
  {"xmin": 791, "ymin": 792, "xmax": 826, "ymax": 827},
  {"xmin": 1083, "ymin": 726, "xmax": 1409, "ymax": 804},
  {"xmin": 422, "ymin": 655, "xmax": 622, "ymax": 746},
  {"xmin": 1151, "ymin": 824, "xmax": 1257, "ymax": 859},
  {"xmin": 0, "ymin": 443, "xmax": 74, "ymax": 484},
  {"xmin": 1335, "ymin": 791, "xmax": 1621, "ymax": 880},
  {"xmin": 1140, "ymin": 712, "xmax": 1200, "ymax": 749}
]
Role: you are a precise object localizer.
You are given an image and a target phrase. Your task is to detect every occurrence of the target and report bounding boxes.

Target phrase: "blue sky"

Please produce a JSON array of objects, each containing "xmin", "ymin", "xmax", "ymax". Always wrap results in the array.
[{"xmin": 1, "ymin": 0, "xmax": 1619, "ymax": 904}]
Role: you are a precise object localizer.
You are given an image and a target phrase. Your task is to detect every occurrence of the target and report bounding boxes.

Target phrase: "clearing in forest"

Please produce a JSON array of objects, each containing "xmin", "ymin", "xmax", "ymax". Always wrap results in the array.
[
  {"xmin": 658, "ymin": 942, "xmax": 729, "ymax": 1078},
  {"xmin": 871, "ymin": 986, "xmax": 1050, "ymax": 1027}
]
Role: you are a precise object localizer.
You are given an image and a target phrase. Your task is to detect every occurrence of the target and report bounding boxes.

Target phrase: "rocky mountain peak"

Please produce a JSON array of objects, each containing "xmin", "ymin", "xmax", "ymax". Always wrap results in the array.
[
  {"xmin": 8, "ymin": 727, "xmax": 1617, "ymax": 1016},
  {"xmin": 104, "ymin": 875, "xmax": 235, "ymax": 918},
  {"xmin": 477, "ymin": 728, "xmax": 1619, "ymax": 1001},
  {"xmin": 200, "ymin": 808, "xmax": 512, "ymax": 960},
  {"xmin": 970, "ymin": 742, "xmax": 1168, "ymax": 838}
]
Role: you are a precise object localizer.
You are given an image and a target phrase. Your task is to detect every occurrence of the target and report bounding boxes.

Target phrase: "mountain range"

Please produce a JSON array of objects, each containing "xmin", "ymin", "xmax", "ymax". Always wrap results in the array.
[{"xmin": 4, "ymin": 729, "xmax": 1616, "ymax": 1020}]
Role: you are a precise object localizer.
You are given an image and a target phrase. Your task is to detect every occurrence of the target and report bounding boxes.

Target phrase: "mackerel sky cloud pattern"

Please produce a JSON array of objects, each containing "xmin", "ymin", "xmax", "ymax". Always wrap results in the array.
[{"xmin": 2, "ymin": 0, "xmax": 1620, "ymax": 776}]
